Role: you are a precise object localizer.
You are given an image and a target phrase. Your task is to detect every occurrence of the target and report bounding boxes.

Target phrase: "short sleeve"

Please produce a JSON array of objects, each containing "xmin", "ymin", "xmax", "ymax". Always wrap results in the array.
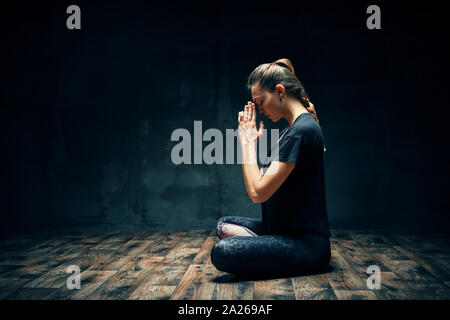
[{"xmin": 277, "ymin": 134, "xmax": 304, "ymax": 164}]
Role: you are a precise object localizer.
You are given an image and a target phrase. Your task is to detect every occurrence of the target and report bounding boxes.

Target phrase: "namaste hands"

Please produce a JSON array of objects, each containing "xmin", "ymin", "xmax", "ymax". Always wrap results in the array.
[{"xmin": 238, "ymin": 101, "xmax": 264, "ymax": 146}]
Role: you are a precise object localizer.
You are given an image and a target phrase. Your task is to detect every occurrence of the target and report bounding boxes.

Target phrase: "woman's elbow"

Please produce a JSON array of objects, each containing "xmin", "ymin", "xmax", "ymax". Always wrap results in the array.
[{"xmin": 250, "ymin": 193, "xmax": 266, "ymax": 204}]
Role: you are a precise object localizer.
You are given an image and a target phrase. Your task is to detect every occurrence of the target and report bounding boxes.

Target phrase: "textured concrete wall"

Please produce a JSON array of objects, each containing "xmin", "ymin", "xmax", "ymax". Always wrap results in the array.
[{"xmin": 1, "ymin": 1, "xmax": 449, "ymax": 235}]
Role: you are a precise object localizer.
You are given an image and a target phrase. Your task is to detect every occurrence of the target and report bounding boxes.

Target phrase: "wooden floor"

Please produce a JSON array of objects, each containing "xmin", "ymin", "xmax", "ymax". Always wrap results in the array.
[{"xmin": 0, "ymin": 229, "xmax": 449, "ymax": 300}]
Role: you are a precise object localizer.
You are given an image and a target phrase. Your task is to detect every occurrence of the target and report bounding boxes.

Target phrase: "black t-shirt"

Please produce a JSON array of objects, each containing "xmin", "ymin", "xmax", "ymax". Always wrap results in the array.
[{"xmin": 261, "ymin": 112, "xmax": 331, "ymax": 238}]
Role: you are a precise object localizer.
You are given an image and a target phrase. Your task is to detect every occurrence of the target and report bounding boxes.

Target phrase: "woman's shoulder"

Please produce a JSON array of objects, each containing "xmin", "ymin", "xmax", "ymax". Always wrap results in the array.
[{"xmin": 289, "ymin": 113, "xmax": 322, "ymax": 138}]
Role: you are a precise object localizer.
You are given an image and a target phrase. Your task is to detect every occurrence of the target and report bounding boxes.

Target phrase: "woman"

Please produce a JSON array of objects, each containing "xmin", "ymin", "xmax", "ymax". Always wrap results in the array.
[{"xmin": 210, "ymin": 58, "xmax": 331, "ymax": 278}]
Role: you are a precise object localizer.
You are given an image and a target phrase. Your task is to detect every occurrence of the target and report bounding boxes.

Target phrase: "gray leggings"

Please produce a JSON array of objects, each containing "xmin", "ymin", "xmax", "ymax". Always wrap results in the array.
[{"xmin": 210, "ymin": 216, "xmax": 331, "ymax": 278}]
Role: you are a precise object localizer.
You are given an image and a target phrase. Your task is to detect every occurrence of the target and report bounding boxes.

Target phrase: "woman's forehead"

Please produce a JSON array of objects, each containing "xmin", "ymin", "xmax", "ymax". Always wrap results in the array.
[{"xmin": 251, "ymin": 85, "xmax": 264, "ymax": 100}]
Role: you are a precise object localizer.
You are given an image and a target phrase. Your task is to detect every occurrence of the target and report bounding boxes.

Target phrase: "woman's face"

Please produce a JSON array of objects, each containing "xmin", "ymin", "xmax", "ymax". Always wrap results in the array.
[{"xmin": 251, "ymin": 83, "xmax": 284, "ymax": 122}]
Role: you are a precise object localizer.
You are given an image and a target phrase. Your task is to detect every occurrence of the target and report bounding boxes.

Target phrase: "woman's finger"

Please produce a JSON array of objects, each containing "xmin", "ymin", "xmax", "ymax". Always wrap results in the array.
[
  {"xmin": 251, "ymin": 103, "xmax": 256, "ymax": 123},
  {"xmin": 247, "ymin": 103, "xmax": 253, "ymax": 122},
  {"xmin": 238, "ymin": 111, "xmax": 244, "ymax": 123},
  {"xmin": 257, "ymin": 120, "xmax": 264, "ymax": 135}
]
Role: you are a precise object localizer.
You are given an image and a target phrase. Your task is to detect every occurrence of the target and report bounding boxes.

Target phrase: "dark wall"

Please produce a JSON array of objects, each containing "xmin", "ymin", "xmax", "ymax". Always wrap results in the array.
[{"xmin": 1, "ymin": 1, "xmax": 449, "ymax": 236}]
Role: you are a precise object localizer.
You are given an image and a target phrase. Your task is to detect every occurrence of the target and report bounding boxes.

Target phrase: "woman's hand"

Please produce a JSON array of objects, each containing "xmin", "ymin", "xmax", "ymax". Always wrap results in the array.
[{"xmin": 238, "ymin": 101, "xmax": 264, "ymax": 146}]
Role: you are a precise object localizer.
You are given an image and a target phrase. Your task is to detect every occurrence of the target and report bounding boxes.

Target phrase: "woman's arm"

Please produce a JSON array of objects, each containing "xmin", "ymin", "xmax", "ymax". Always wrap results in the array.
[
  {"xmin": 241, "ymin": 141, "xmax": 261, "ymax": 200},
  {"xmin": 242, "ymin": 143, "xmax": 295, "ymax": 203},
  {"xmin": 239, "ymin": 102, "xmax": 296, "ymax": 203}
]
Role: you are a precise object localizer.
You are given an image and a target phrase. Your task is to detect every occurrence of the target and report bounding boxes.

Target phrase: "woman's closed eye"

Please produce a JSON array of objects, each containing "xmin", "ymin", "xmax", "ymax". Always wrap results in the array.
[{"xmin": 258, "ymin": 102, "xmax": 265, "ymax": 112}]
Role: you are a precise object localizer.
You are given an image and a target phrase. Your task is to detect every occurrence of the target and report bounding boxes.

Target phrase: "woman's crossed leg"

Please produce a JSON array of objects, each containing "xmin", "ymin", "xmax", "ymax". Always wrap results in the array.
[
  {"xmin": 216, "ymin": 216, "xmax": 263, "ymax": 239},
  {"xmin": 212, "ymin": 216, "xmax": 330, "ymax": 277}
]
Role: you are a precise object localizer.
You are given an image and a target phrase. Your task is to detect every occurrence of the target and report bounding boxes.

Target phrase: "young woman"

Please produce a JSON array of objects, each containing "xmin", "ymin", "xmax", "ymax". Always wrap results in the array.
[{"xmin": 210, "ymin": 58, "xmax": 331, "ymax": 278}]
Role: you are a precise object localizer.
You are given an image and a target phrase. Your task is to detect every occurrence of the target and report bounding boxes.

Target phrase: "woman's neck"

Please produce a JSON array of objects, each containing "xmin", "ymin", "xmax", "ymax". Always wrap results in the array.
[{"xmin": 284, "ymin": 98, "xmax": 309, "ymax": 127}]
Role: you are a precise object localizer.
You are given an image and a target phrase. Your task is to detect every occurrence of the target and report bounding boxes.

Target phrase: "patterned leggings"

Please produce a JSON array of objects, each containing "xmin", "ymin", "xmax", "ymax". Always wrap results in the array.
[{"xmin": 211, "ymin": 216, "xmax": 331, "ymax": 278}]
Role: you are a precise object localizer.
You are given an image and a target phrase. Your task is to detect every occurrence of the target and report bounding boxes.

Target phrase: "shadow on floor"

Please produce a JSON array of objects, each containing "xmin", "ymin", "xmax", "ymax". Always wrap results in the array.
[{"xmin": 212, "ymin": 265, "xmax": 335, "ymax": 283}]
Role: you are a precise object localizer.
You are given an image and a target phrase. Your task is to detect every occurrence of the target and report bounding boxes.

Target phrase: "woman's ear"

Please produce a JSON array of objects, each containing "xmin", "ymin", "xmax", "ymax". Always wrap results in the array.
[{"xmin": 275, "ymin": 84, "xmax": 285, "ymax": 96}]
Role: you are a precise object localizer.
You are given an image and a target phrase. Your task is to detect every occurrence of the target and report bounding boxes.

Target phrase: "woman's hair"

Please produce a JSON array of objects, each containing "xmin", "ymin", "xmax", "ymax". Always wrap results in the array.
[{"xmin": 247, "ymin": 58, "xmax": 320, "ymax": 124}]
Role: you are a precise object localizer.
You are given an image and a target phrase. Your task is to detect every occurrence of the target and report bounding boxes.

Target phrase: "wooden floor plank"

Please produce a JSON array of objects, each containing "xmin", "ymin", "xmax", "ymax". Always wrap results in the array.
[
  {"xmin": 364, "ymin": 246, "xmax": 410, "ymax": 261},
  {"xmin": 192, "ymin": 237, "xmax": 216, "ymax": 265},
  {"xmin": 163, "ymin": 246, "xmax": 201, "ymax": 266},
  {"xmin": 351, "ymin": 233, "xmax": 390, "ymax": 248},
  {"xmin": 59, "ymin": 250, "xmax": 113, "ymax": 272},
  {"xmin": 291, "ymin": 273, "xmax": 337, "ymax": 299},
  {"xmin": 82, "ymin": 268, "xmax": 154, "ymax": 300},
  {"xmin": 45, "ymin": 270, "xmax": 117, "ymax": 300},
  {"xmin": 393, "ymin": 246, "xmax": 450, "ymax": 282},
  {"xmin": 296, "ymin": 288, "xmax": 338, "ymax": 300},
  {"xmin": 23, "ymin": 266, "xmax": 71, "ymax": 289},
  {"xmin": 326, "ymin": 250, "xmax": 367, "ymax": 291},
  {"xmin": 3, "ymin": 287, "xmax": 57, "ymax": 300},
  {"xmin": 170, "ymin": 264, "xmax": 219, "ymax": 300},
  {"xmin": 254, "ymin": 278, "xmax": 296, "ymax": 300},
  {"xmin": 380, "ymin": 259, "xmax": 448, "ymax": 293},
  {"xmin": 138, "ymin": 263, "xmax": 188, "ymax": 286},
  {"xmin": 120, "ymin": 256, "xmax": 165, "ymax": 272},
  {"xmin": 334, "ymin": 290, "xmax": 378, "ymax": 300},
  {"xmin": 333, "ymin": 241, "xmax": 391, "ymax": 274},
  {"xmin": 0, "ymin": 278, "xmax": 34, "ymax": 299},
  {"xmin": 212, "ymin": 282, "xmax": 254, "ymax": 300},
  {"xmin": 129, "ymin": 285, "xmax": 177, "ymax": 300}
]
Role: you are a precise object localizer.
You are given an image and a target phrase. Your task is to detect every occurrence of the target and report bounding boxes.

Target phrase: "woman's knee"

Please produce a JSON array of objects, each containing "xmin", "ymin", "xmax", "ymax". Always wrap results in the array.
[
  {"xmin": 216, "ymin": 216, "xmax": 235, "ymax": 226},
  {"xmin": 216, "ymin": 216, "xmax": 237, "ymax": 239},
  {"xmin": 210, "ymin": 240, "xmax": 229, "ymax": 271},
  {"xmin": 216, "ymin": 218, "xmax": 226, "ymax": 239}
]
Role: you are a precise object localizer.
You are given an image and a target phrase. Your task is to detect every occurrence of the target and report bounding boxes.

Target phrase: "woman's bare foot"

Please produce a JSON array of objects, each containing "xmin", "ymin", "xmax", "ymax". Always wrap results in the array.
[{"xmin": 217, "ymin": 222, "xmax": 257, "ymax": 240}]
